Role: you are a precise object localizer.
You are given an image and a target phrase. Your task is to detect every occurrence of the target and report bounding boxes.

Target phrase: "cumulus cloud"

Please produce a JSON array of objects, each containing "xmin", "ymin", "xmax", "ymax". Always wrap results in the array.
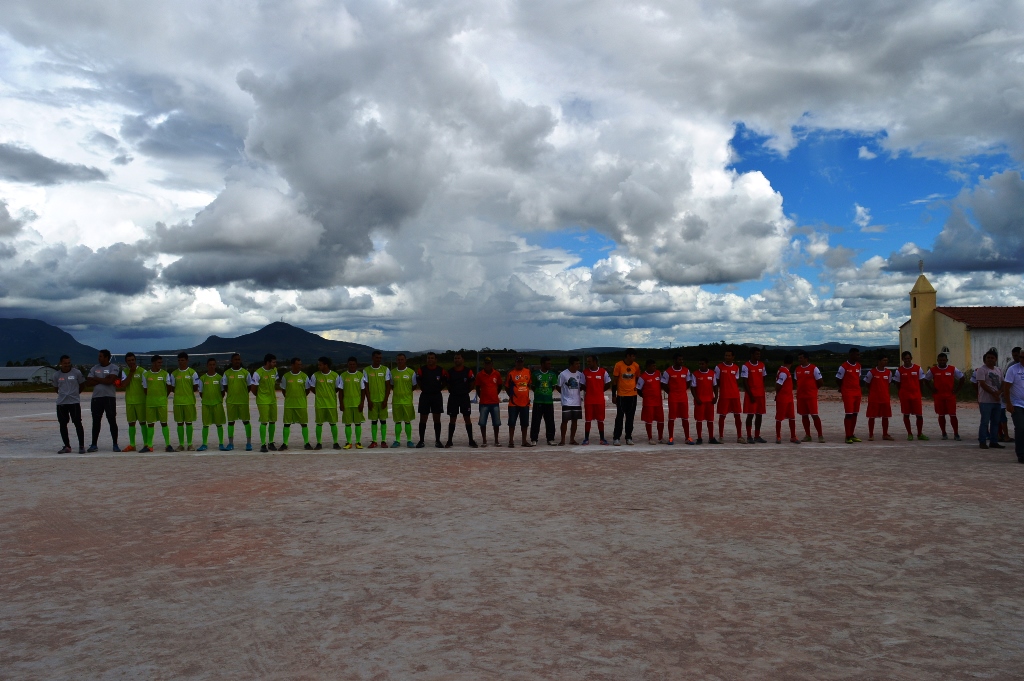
[
  {"xmin": 0, "ymin": 143, "xmax": 108, "ymax": 185},
  {"xmin": 858, "ymin": 146, "xmax": 878, "ymax": 160},
  {"xmin": 0, "ymin": 200, "xmax": 29, "ymax": 237},
  {"xmin": 0, "ymin": 241, "xmax": 154, "ymax": 300}
]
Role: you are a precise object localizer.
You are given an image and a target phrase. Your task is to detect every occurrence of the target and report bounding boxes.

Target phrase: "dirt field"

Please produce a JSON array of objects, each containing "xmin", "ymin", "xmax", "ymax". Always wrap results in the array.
[{"xmin": 2, "ymin": 393, "xmax": 1023, "ymax": 680}]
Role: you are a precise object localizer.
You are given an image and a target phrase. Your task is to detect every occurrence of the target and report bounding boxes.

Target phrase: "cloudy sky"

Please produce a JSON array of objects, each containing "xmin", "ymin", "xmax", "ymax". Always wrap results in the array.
[{"xmin": 0, "ymin": 0, "xmax": 1022, "ymax": 351}]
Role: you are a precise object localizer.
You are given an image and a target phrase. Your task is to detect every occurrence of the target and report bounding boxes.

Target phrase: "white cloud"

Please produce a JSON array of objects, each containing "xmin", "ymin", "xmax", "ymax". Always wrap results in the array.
[{"xmin": 858, "ymin": 145, "xmax": 877, "ymax": 160}]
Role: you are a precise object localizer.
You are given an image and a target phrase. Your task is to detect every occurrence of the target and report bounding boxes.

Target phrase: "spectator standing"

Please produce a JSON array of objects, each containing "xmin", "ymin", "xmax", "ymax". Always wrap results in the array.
[
  {"xmin": 1001, "ymin": 358, "xmax": 1024, "ymax": 463},
  {"xmin": 52, "ymin": 355, "xmax": 86, "ymax": 454},
  {"xmin": 972, "ymin": 349, "xmax": 1004, "ymax": 450},
  {"xmin": 86, "ymin": 349, "xmax": 124, "ymax": 452}
]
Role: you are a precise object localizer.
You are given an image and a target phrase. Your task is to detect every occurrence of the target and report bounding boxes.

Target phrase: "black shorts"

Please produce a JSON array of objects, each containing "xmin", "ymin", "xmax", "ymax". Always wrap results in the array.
[
  {"xmin": 446, "ymin": 394, "xmax": 472, "ymax": 416},
  {"xmin": 561, "ymin": 406, "xmax": 583, "ymax": 421},
  {"xmin": 418, "ymin": 392, "xmax": 444, "ymax": 415}
]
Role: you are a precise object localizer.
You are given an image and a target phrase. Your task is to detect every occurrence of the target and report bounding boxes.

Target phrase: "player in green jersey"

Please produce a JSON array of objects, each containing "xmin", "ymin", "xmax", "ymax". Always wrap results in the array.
[
  {"xmin": 390, "ymin": 352, "xmax": 416, "ymax": 448},
  {"xmin": 364, "ymin": 350, "xmax": 392, "ymax": 448},
  {"xmin": 309, "ymin": 356, "xmax": 341, "ymax": 450},
  {"xmin": 250, "ymin": 353, "xmax": 279, "ymax": 453},
  {"xmin": 197, "ymin": 358, "xmax": 227, "ymax": 451},
  {"xmin": 221, "ymin": 353, "xmax": 253, "ymax": 451},
  {"xmin": 170, "ymin": 352, "xmax": 199, "ymax": 451},
  {"xmin": 280, "ymin": 357, "xmax": 311, "ymax": 450},
  {"xmin": 142, "ymin": 355, "xmax": 173, "ymax": 452},
  {"xmin": 122, "ymin": 352, "xmax": 146, "ymax": 451},
  {"xmin": 339, "ymin": 356, "xmax": 366, "ymax": 449}
]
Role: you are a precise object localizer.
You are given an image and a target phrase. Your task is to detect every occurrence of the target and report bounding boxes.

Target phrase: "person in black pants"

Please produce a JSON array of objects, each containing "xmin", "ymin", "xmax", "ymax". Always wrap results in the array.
[
  {"xmin": 52, "ymin": 355, "xmax": 86, "ymax": 453},
  {"xmin": 445, "ymin": 352, "xmax": 478, "ymax": 448},
  {"xmin": 416, "ymin": 352, "xmax": 447, "ymax": 448},
  {"xmin": 530, "ymin": 356, "xmax": 558, "ymax": 445},
  {"xmin": 611, "ymin": 349, "xmax": 640, "ymax": 445},
  {"xmin": 87, "ymin": 349, "xmax": 124, "ymax": 452}
]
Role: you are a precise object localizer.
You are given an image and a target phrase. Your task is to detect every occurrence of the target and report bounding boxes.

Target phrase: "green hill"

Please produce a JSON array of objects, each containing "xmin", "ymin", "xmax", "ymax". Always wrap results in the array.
[{"xmin": 0, "ymin": 318, "xmax": 99, "ymax": 365}]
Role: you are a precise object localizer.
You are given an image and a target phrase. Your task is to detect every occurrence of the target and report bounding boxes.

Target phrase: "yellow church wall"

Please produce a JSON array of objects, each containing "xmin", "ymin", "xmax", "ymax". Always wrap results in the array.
[{"xmin": 934, "ymin": 313, "xmax": 969, "ymax": 370}]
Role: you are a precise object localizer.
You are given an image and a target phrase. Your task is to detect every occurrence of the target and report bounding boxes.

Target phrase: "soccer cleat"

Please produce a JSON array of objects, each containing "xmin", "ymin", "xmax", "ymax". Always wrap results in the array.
[
  {"xmin": 882, "ymin": 434, "xmax": 895, "ymax": 441},
  {"xmin": 87, "ymin": 444, "xmax": 98, "ymax": 453},
  {"xmin": 79, "ymin": 446, "xmax": 86, "ymax": 454},
  {"xmin": 416, "ymin": 441, "xmax": 425, "ymax": 448},
  {"xmin": 392, "ymin": 440, "xmax": 402, "ymax": 448},
  {"xmin": 613, "ymin": 439, "xmax": 621, "ymax": 446},
  {"xmin": 754, "ymin": 436, "xmax": 768, "ymax": 444},
  {"xmin": 746, "ymin": 437, "xmax": 755, "ymax": 444},
  {"xmin": 802, "ymin": 435, "xmax": 812, "ymax": 443},
  {"xmin": 979, "ymin": 442, "xmax": 990, "ymax": 449},
  {"xmin": 165, "ymin": 445, "xmax": 174, "ymax": 452},
  {"xmin": 708, "ymin": 437, "xmax": 721, "ymax": 444},
  {"xmin": 658, "ymin": 439, "xmax": 665, "ymax": 445},
  {"xmin": 445, "ymin": 440, "xmax": 453, "ymax": 449},
  {"xmin": 409, "ymin": 441, "xmax": 417, "ymax": 448},
  {"xmin": 58, "ymin": 446, "xmax": 72, "ymax": 454},
  {"xmin": 954, "ymin": 434, "xmax": 962, "ymax": 441},
  {"xmin": 333, "ymin": 443, "xmax": 341, "ymax": 449},
  {"xmin": 625, "ymin": 439, "xmax": 634, "ymax": 446},
  {"xmin": 121, "ymin": 445, "xmax": 135, "ymax": 452},
  {"xmin": 278, "ymin": 443, "xmax": 288, "ymax": 451},
  {"xmin": 140, "ymin": 446, "xmax": 152, "ymax": 453},
  {"xmin": 245, "ymin": 444, "xmax": 253, "ymax": 451},
  {"xmin": 176, "ymin": 445, "xmax": 185, "ymax": 452},
  {"xmin": 380, "ymin": 441, "xmax": 389, "ymax": 448},
  {"xmin": 531, "ymin": 440, "xmax": 538, "ymax": 446},
  {"xmin": 818, "ymin": 436, "xmax": 825, "ymax": 443},
  {"xmin": 581, "ymin": 438, "xmax": 590, "ymax": 445},
  {"xmin": 917, "ymin": 434, "xmax": 929, "ymax": 441},
  {"xmin": 790, "ymin": 438, "xmax": 802, "ymax": 444},
  {"xmin": 508, "ymin": 442, "xmax": 515, "ymax": 448},
  {"xmin": 112, "ymin": 444, "xmax": 121, "ymax": 452},
  {"xmin": 369, "ymin": 442, "xmax": 378, "ymax": 449},
  {"xmin": 846, "ymin": 437, "xmax": 855, "ymax": 444},
  {"xmin": 434, "ymin": 440, "xmax": 444, "ymax": 449},
  {"xmin": 695, "ymin": 438, "xmax": 703, "ymax": 445},
  {"xmin": 868, "ymin": 435, "xmax": 874, "ymax": 441},
  {"xmin": 355, "ymin": 443, "xmax": 363, "ymax": 449},
  {"xmin": 667, "ymin": 437, "xmax": 674, "ymax": 445},
  {"xmin": 776, "ymin": 438, "xmax": 782, "ymax": 444},
  {"xmin": 851, "ymin": 436, "xmax": 862, "ymax": 443},
  {"xmin": 907, "ymin": 434, "xmax": 915, "ymax": 441},
  {"xmin": 225, "ymin": 443, "xmax": 235, "ymax": 451},
  {"xmin": 648, "ymin": 439, "xmax": 655, "ymax": 445},
  {"xmin": 260, "ymin": 445, "xmax": 269, "ymax": 453},
  {"xmin": 547, "ymin": 440, "xmax": 556, "ymax": 446},
  {"xmin": 685, "ymin": 438, "xmax": 695, "ymax": 445},
  {"xmin": 268, "ymin": 443, "xmax": 278, "ymax": 451},
  {"xmin": 600, "ymin": 439, "xmax": 610, "ymax": 445},
  {"xmin": 314, "ymin": 443, "xmax": 323, "ymax": 450},
  {"xmin": 197, "ymin": 444, "xmax": 208, "ymax": 452},
  {"xmin": 990, "ymin": 442, "xmax": 1005, "ymax": 449},
  {"xmin": 187, "ymin": 445, "xmax": 195, "ymax": 451},
  {"xmin": 219, "ymin": 444, "xmax": 228, "ymax": 451},
  {"xmin": 469, "ymin": 440, "xmax": 479, "ymax": 448},
  {"xmin": 303, "ymin": 443, "xmax": 313, "ymax": 450},
  {"xmin": 941, "ymin": 434, "xmax": 948, "ymax": 440}
]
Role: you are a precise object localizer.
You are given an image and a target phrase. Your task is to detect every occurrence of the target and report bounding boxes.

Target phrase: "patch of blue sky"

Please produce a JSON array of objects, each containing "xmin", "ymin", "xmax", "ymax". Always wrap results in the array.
[
  {"xmin": 728, "ymin": 123, "xmax": 1017, "ymax": 264},
  {"xmin": 528, "ymin": 227, "xmax": 617, "ymax": 268}
]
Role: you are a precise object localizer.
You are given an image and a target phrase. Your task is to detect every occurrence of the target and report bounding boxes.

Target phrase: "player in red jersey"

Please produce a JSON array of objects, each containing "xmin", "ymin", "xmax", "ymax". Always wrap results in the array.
[
  {"xmin": 716, "ymin": 350, "xmax": 743, "ymax": 443},
  {"xmin": 661, "ymin": 353, "xmax": 695, "ymax": 445},
  {"xmin": 863, "ymin": 354, "xmax": 895, "ymax": 441},
  {"xmin": 582, "ymin": 355, "xmax": 611, "ymax": 445},
  {"xmin": 740, "ymin": 347, "xmax": 768, "ymax": 444},
  {"xmin": 692, "ymin": 358, "xmax": 719, "ymax": 444},
  {"xmin": 637, "ymin": 359, "xmax": 665, "ymax": 444},
  {"xmin": 794, "ymin": 351, "xmax": 824, "ymax": 442},
  {"xmin": 892, "ymin": 350, "xmax": 928, "ymax": 440},
  {"xmin": 925, "ymin": 352, "xmax": 965, "ymax": 440},
  {"xmin": 836, "ymin": 347, "xmax": 863, "ymax": 444},
  {"xmin": 772, "ymin": 356, "xmax": 799, "ymax": 444}
]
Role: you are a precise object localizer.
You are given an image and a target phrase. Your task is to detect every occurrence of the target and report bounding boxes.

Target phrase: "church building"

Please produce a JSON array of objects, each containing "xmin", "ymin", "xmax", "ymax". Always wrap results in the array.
[{"xmin": 899, "ymin": 271, "xmax": 1024, "ymax": 371}]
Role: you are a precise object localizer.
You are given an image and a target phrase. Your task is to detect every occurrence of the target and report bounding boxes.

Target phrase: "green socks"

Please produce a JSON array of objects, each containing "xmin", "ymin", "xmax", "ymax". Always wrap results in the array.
[
  {"xmin": 282, "ymin": 425, "xmax": 290, "ymax": 445},
  {"xmin": 161, "ymin": 425, "xmax": 170, "ymax": 446},
  {"xmin": 128, "ymin": 424, "xmax": 136, "ymax": 447},
  {"xmin": 404, "ymin": 422, "xmax": 412, "ymax": 441},
  {"xmin": 371, "ymin": 422, "xmax": 378, "ymax": 442},
  {"xmin": 301, "ymin": 426, "xmax": 309, "ymax": 445},
  {"xmin": 316, "ymin": 424, "xmax": 323, "ymax": 443},
  {"xmin": 177, "ymin": 424, "xmax": 185, "ymax": 445},
  {"xmin": 202, "ymin": 426, "xmax": 209, "ymax": 446},
  {"xmin": 244, "ymin": 422, "xmax": 252, "ymax": 443},
  {"xmin": 268, "ymin": 423, "xmax": 276, "ymax": 442},
  {"xmin": 380, "ymin": 422, "xmax": 387, "ymax": 442},
  {"xmin": 355, "ymin": 425, "xmax": 362, "ymax": 443},
  {"xmin": 217, "ymin": 425, "xmax": 224, "ymax": 445},
  {"xmin": 330, "ymin": 423, "xmax": 338, "ymax": 444},
  {"xmin": 227, "ymin": 424, "xmax": 235, "ymax": 442},
  {"xmin": 345, "ymin": 425, "xmax": 352, "ymax": 444},
  {"xmin": 186, "ymin": 423, "xmax": 193, "ymax": 446},
  {"xmin": 260, "ymin": 423, "xmax": 267, "ymax": 445}
]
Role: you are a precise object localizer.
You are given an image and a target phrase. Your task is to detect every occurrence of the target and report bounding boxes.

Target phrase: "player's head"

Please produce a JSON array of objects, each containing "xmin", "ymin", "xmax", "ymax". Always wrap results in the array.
[
  {"xmin": 797, "ymin": 350, "xmax": 809, "ymax": 365},
  {"xmin": 396, "ymin": 352, "xmax": 407, "ymax": 369},
  {"xmin": 783, "ymin": 354, "xmax": 793, "ymax": 366},
  {"xmin": 177, "ymin": 352, "xmax": 189, "ymax": 369},
  {"xmin": 698, "ymin": 357, "xmax": 708, "ymax": 370},
  {"xmin": 568, "ymin": 355, "xmax": 580, "ymax": 371},
  {"xmin": 901, "ymin": 350, "xmax": 913, "ymax": 365},
  {"xmin": 540, "ymin": 355, "xmax": 551, "ymax": 371},
  {"xmin": 290, "ymin": 357, "xmax": 303, "ymax": 371},
  {"xmin": 151, "ymin": 354, "xmax": 163, "ymax": 370},
  {"xmin": 875, "ymin": 354, "xmax": 888, "ymax": 368},
  {"xmin": 514, "ymin": 354, "xmax": 525, "ymax": 368},
  {"xmin": 371, "ymin": 350, "xmax": 382, "ymax": 366},
  {"xmin": 750, "ymin": 347, "xmax": 761, "ymax": 361},
  {"xmin": 625, "ymin": 348, "xmax": 636, "ymax": 362},
  {"xmin": 848, "ymin": 347, "xmax": 860, "ymax": 361},
  {"xmin": 1013, "ymin": 346, "xmax": 1021, "ymax": 362},
  {"xmin": 482, "ymin": 355, "xmax": 493, "ymax": 370},
  {"xmin": 645, "ymin": 359, "xmax": 657, "ymax": 371},
  {"xmin": 724, "ymin": 350, "xmax": 734, "ymax": 363},
  {"xmin": 936, "ymin": 352, "xmax": 948, "ymax": 366},
  {"xmin": 586, "ymin": 355, "xmax": 598, "ymax": 369},
  {"xmin": 206, "ymin": 357, "xmax": 218, "ymax": 373},
  {"xmin": 346, "ymin": 356, "xmax": 358, "ymax": 372},
  {"xmin": 125, "ymin": 352, "xmax": 137, "ymax": 369},
  {"xmin": 263, "ymin": 353, "xmax": 277, "ymax": 369},
  {"xmin": 98, "ymin": 349, "xmax": 111, "ymax": 365},
  {"xmin": 318, "ymin": 356, "xmax": 332, "ymax": 372},
  {"xmin": 230, "ymin": 352, "xmax": 242, "ymax": 369},
  {"xmin": 426, "ymin": 351, "xmax": 437, "ymax": 368},
  {"xmin": 983, "ymin": 348, "xmax": 998, "ymax": 366},
  {"xmin": 673, "ymin": 352, "xmax": 683, "ymax": 367},
  {"xmin": 59, "ymin": 354, "xmax": 72, "ymax": 371},
  {"xmin": 453, "ymin": 352, "xmax": 464, "ymax": 369}
]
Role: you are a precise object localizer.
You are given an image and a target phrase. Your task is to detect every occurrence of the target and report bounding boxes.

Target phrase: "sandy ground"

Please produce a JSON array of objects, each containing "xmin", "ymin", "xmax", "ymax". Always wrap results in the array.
[{"xmin": 2, "ymin": 393, "xmax": 1023, "ymax": 680}]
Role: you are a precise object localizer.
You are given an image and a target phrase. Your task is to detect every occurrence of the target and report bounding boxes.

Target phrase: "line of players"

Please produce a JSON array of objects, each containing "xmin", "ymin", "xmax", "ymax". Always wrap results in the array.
[{"xmin": 69, "ymin": 343, "xmax": 974, "ymax": 453}]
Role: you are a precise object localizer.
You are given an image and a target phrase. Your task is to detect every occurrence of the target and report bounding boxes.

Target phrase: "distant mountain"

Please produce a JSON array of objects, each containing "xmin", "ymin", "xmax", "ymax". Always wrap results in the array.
[
  {"xmin": 150, "ymin": 322, "xmax": 381, "ymax": 364},
  {"xmin": 0, "ymin": 318, "xmax": 99, "ymax": 365}
]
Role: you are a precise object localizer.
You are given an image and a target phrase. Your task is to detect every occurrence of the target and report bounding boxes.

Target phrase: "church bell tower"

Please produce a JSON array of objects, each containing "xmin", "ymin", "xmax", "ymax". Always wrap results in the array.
[{"xmin": 909, "ymin": 260, "xmax": 936, "ymax": 365}]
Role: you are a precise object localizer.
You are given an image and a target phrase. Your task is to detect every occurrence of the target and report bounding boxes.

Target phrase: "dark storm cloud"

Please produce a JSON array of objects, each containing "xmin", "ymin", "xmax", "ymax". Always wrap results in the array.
[
  {"xmin": 0, "ymin": 201, "xmax": 28, "ymax": 237},
  {"xmin": 120, "ymin": 112, "xmax": 244, "ymax": 161},
  {"xmin": 0, "ymin": 143, "xmax": 107, "ymax": 185},
  {"xmin": 0, "ymin": 242, "xmax": 154, "ymax": 299}
]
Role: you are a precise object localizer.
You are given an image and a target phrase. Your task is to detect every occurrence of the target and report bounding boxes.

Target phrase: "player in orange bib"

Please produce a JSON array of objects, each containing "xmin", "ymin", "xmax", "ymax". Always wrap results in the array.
[
  {"xmin": 637, "ymin": 359, "xmax": 665, "ymax": 444},
  {"xmin": 863, "ymin": 354, "xmax": 894, "ymax": 441},
  {"xmin": 715, "ymin": 350, "xmax": 743, "ymax": 443},
  {"xmin": 925, "ymin": 352, "xmax": 964, "ymax": 440},
  {"xmin": 740, "ymin": 347, "xmax": 768, "ymax": 444},
  {"xmin": 774, "ymin": 356, "xmax": 799, "ymax": 444},
  {"xmin": 892, "ymin": 350, "xmax": 928, "ymax": 440},
  {"xmin": 692, "ymin": 358, "xmax": 719, "ymax": 444},
  {"xmin": 661, "ymin": 353, "xmax": 695, "ymax": 445},
  {"xmin": 794, "ymin": 350, "xmax": 824, "ymax": 442},
  {"xmin": 836, "ymin": 347, "xmax": 863, "ymax": 444}
]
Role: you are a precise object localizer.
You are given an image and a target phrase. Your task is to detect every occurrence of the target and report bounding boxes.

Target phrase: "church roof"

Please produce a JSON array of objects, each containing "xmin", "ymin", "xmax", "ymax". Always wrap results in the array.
[
  {"xmin": 910, "ymin": 274, "xmax": 936, "ymax": 294},
  {"xmin": 935, "ymin": 306, "xmax": 1024, "ymax": 329}
]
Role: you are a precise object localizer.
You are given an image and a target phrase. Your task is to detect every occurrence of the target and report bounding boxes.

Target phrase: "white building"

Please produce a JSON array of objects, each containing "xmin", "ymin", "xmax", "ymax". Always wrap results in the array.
[{"xmin": 0, "ymin": 366, "xmax": 57, "ymax": 386}]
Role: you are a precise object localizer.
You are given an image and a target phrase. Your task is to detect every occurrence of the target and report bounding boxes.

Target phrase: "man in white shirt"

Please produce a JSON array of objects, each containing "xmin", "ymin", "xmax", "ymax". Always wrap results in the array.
[
  {"xmin": 1001, "ymin": 359, "xmax": 1024, "ymax": 463},
  {"xmin": 556, "ymin": 356, "xmax": 584, "ymax": 446}
]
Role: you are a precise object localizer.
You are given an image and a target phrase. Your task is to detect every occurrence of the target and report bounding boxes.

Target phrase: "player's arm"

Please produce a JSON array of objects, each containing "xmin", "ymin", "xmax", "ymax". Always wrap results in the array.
[
  {"xmin": 955, "ymin": 369, "xmax": 965, "ymax": 393},
  {"xmin": 384, "ymin": 369, "xmax": 392, "ymax": 405},
  {"xmin": 359, "ymin": 376, "xmax": 367, "ymax": 409},
  {"xmin": 250, "ymin": 372, "xmax": 259, "ymax": 396},
  {"xmin": 1003, "ymin": 371, "xmax": 1016, "ymax": 414},
  {"xmin": 661, "ymin": 371, "xmax": 670, "ymax": 395},
  {"xmin": 739, "ymin": 366, "xmax": 748, "ymax": 393}
]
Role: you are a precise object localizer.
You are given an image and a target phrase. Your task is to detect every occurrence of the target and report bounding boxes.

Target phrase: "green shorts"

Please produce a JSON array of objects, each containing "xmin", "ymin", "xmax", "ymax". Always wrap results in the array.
[
  {"xmin": 392, "ymin": 403, "xmax": 415, "ymax": 422},
  {"xmin": 145, "ymin": 405, "xmax": 168, "ymax": 424},
  {"xmin": 202, "ymin": 403, "xmax": 226, "ymax": 426},
  {"xmin": 173, "ymin": 404, "xmax": 197, "ymax": 423},
  {"xmin": 126, "ymin": 403, "xmax": 146, "ymax": 423},
  {"xmin": 257, "ymin": 403, "xmax": 278, "ymax": 423},
  {"xmin": 342, "ymin": 406, "xmax": 365, "ymax": 424},
  {"xmin": 284, "ymin": 407, "xmax": 307, "ymax": 425},
  {"xmin": 226, "ymin": 403, "xmax": 250, "ymax": 422},
  {"xmin": 315, "ymin": 407, "xmax": 338, "ymax": 424},
  {"xmin": 367, "ymin": 402, "xmax": 387, "ymax": 421}
]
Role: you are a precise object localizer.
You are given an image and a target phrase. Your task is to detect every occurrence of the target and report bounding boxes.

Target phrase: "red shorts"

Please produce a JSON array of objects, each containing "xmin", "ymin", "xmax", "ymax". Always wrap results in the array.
[
  {"xmin": 641, "ymin": 403, "xmax": 664, "ymax": 423},
  {"xmin": 842, "ymin": 391, "xmax": 862, "ymax": 415},
  {"xmin": 866, "ymin": 401, "xmax": 892, "ymax": 418},
  {"xmin": 667, "ymin": 401, "xmax": 689, "ymax": 420},
  {"xmin": 584, "ymin": 403, "xmax": 606, "ymax": 421},
  {"xmin": 933, "ymin": 394, "xmax": 957, "ymax": 415},
  {"xmin": 796, "ymin": 396, "xmax": 819, "ymax": 415},
  {"xmin": 742, "ymin": 393, "xmax": 766, "ymax": 414},
  {"xmin": 775, "ymin": 400, "xmax": 795, "ymax": 421},
  {"xmin": 717, "ymin": 396, "xmax": 742, "ymax": 415},
  {"xmin": 899, "ymin": 397, "xmax": 922, "ymax": 416},
  {"xmin": 694, "ymin": 402, "xmax": 715, "ymax": 421}
]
